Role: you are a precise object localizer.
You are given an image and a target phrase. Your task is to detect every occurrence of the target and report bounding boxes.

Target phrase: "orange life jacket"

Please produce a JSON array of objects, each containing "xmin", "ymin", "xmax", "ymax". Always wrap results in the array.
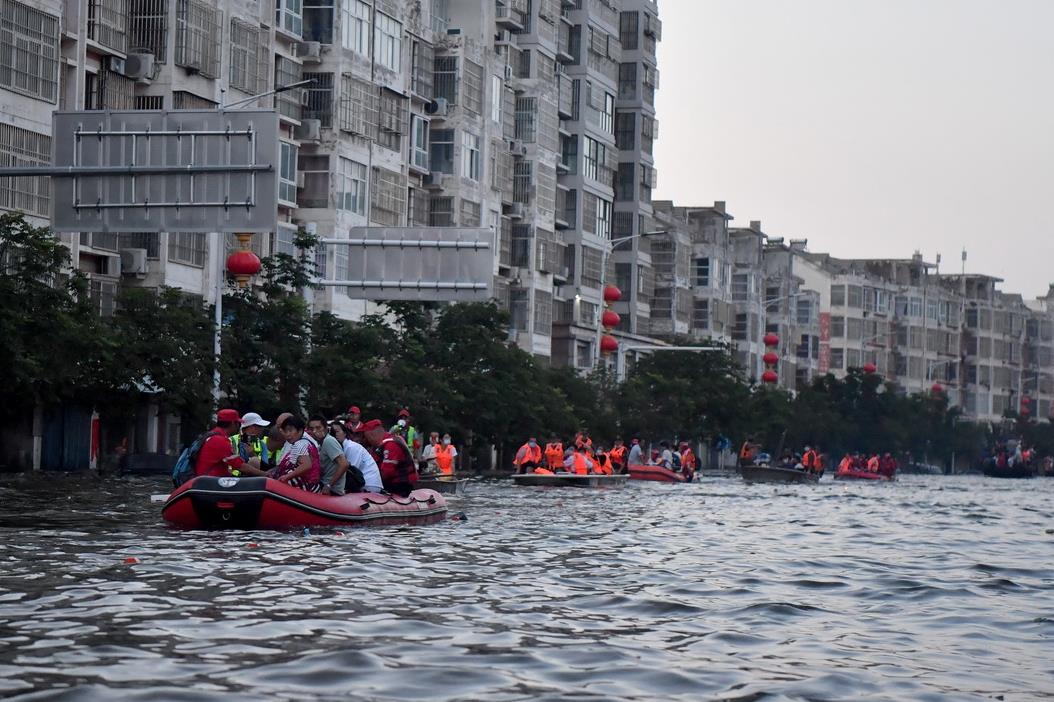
[
  {"xmin": 545, "ymin": 442, "xmax": 564, "ymax": 469},
  {"xmin": 434, "ymin": 444, "xmax": 455, "ymax": 475},
  {"xmin": 609, "ymin": 445, "xmax": 626, "ymax": 466},
  {"xmin": 514, "ymin": 443, "xmax": 542, "ymax": 466},
  {"xmin": 595, "ymin": 454, "xmax": 613, "ymax": 475},
  {"xmin": 681, "ymin": 449, "xmax": 697, "ymax": 470},
  {"xmin": 838, "ymin": 457, "xmax": 853, "ymax": 472},
  {"xmin": 867, "ymin": 455, "xmax": 880, "ymax": 472},
  {"xmin": 803, "ymin": 450, "xmax": 818, "ymax": 470},
  {"xmin": 571, "ymin": 452, "xmax": 589, "ymax": 475},
  {"xmin": 533, "ymin": 467, "xmax": 554, "ymax": 475},
  {"xmin": 740, "ymin": 442, "xmax": 755, "ymax": 460}
]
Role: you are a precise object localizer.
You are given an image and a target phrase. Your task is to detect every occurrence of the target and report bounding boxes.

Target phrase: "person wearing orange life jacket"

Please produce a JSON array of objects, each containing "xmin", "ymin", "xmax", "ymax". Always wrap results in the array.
[
  {"xmin": 802, "ymin": 446, "xmax": 819, "ymax": 474},
  {"xmin": 866, "ymin": 454, "xmax": 880, "ymax": 472},
  {"xmin": 544, "ymin": 436, "xmax": 564, "ymax": 472},
  {"xmin": 679, "ymin": 442, "xmax": 697, "ymax": 482},
  {"xmin": 608, "ymin": 439, "xmax": 627, "ymax": 474},
  {"xmin": 513, "ymin": 437, "xmax": 543, "ymax": 474},
  {"xmin": 837, "ymin": 453, "xmax": 853, "ymax": 473},
  {"xmin": 594, "ymin": 450, "xmax": 614, "ymax": 475},
  {"xmin": 564, "ymin": 445, "xmax": 594, "ymax": 475},
  {"xmin": 739, "ymin": 437, "xmax": 759, "ymax": 466},
  {"xmin": 433, "ymin": 434, "xmax": 457, "ymax": 475}
]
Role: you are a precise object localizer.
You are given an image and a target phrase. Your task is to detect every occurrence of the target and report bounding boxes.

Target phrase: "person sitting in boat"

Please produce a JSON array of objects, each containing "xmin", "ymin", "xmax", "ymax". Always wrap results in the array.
[
  {"xmin": 658, "ymin": 441, "xmax": 676, "ymax": 469},
  {"xmin": 269, "ymin": 416, "xmax": 323, "ymax": 493},
  {"xmin": 609, "ymin": 439, "xmax": 627, "ymax": 473},
  {"xmin": 194, "ymin": 409, "xmax": 248, "ymax": 478},
  {"xmin": 231, "ymin": 412, "xmax": 271, "ymax": 468},
  {"xmin": 780, "ymin": 451, "xmax": 796, "ymax": 469},
  {"xmin": 628, "ymin": 439, "xmax": 643, "ymax": 468},
  {"xmin": 879, "ymin": 453, "xmax": 897, "ymax": 478},
  {"xmin": 421, "ymin": 432, "xmax": 457, "ymax": 476},
  {"xmin": 837, "ymin": 453, "xmax": 853, "ymax": 473},
  {"xmin": 593, "ymin": 449, "xmax": 614, "ymax": 475},
  {"xmin": 513, "ymin": 437, "xmax": 543, "ymax": 474},
  {"xmin": 344, "ymin": 406, "xmax": 367, "ymax": 444},
  {"xmin": 544, "ymin": 436, "xmax": 565, "ymax": 473},
  {"xmin": 679, "ymin": 442, "xmax": 697, "ymax": 481},
  {"xmin": 739, "ymin": 437, "xmax": 759, "ymax": 466},
  {"xmin": 329, "ymin": 420, "xmax": 384, "ymax": 492},
  {"xmin": 564, "ymin": 445, "xmax": 595, "ymax": 475},
  {"xmin": 307, "ymin": 415, "xmax": 362, "ymax": 496},
  {"xmin": 866, "ymin": 454, "xmax": 880, "ymax": 473},
  {"xmin": 363, "ymin": 419, "xmax": 418, "ymax": 497}
]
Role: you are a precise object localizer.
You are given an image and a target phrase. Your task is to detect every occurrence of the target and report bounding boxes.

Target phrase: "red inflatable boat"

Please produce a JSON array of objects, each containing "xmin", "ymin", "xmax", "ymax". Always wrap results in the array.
[
  {"xmin": 628, "ymin": 464, "xmax": 686, "ymax": 483},
  {"xmin": 162, "ymin": 476, "xmax": 448, "ymax": 530},
  {"xmin": 834, "ymin": 468, "xmax": 895, "ymax": 482}
]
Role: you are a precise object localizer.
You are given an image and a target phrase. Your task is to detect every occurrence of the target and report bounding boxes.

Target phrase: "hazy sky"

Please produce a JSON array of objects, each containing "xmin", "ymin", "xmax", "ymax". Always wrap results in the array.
[{"xmin": 654, "ymin": 0, "xmax": 1054, "ymax": 299}]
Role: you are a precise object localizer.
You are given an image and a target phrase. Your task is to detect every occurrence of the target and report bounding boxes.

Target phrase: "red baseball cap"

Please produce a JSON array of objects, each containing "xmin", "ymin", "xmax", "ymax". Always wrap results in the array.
[
  {"xmin": 217, "ymin": 409, "xmax": 241, "ymax": 423},
  {"xmin": 362, "ymin": 419, "xmax": 385, "ymax": 431},
  {"xmin": 397, "ymin": 408, "xmax": 410, "ymax": 417},
  {"xmin": 348, "ymin": 406, "xmax": 361, "ymax": 414}
]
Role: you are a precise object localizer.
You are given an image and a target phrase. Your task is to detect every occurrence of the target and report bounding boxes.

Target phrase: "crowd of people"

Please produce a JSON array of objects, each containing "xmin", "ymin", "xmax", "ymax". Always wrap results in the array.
[
  {"xmin": 187, "ymin": 406, "xmax": 455, "ymax": 497},
  {"xmin": 738, "ymin": 438, "xmax": 825, "ymax": 475},
  {"xmin": 512, "ymin": 432, "xmax": 697, "ymax": 481},
  {"xmin": 834, "ymin": 452, "xmax": 898, "ymax": 478}
]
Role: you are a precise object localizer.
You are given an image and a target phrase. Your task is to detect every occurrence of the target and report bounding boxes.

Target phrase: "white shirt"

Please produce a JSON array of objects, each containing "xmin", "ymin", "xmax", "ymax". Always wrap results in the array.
[{"xmin": 343, "ymin": 438, "xmax": 384, "ymax": 492}]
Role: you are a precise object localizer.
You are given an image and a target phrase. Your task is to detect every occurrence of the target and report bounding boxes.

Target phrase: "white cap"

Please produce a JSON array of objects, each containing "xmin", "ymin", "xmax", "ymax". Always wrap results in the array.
[{"xmin": 240, "ymin": 412, "xmax": 271, "ymax": 428}]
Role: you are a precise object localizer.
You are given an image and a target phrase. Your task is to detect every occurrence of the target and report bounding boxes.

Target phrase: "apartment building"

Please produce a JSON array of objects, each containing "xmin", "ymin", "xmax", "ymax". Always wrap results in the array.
[{"xmin": 761, "ymin": 240, "xmax": 821, "ymax": 390}]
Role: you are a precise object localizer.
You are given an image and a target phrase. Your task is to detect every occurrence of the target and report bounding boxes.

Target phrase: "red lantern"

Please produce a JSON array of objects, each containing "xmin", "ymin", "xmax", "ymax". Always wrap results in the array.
[
  {"xmin": 931, "ymin": 383, "xmax": 943, "ymax": 395},
  {"xmin": 603, "ymin": 285, "xmax": 622, "ymax": 304},
  {"xmin": 1021, "ymin": 395, "xmax": 1031, "ymax": 405},
  {"xmin": 601, "ymin": 310, "xmax": 621, "ymax": 329},
  {"xmin": 862, "ymin": 362, "xmax": 877, "ymax": 375},
  {"xmin": 762, "ymin": 351, "xmax": 779, "ymax": 366},
  {"xmin": 763, "ymin": 333, "xmax": 780, "ymax": 348},
  {"xmin": 1020, "ymin": 405, "xmax": 1031, "ymax": 416},
  {"xmin": 600, "ymin": 334, "xmax": 619, "ymax": 355},
  {"xmin": 226, "ymin": 249, "xmax": 262, "ymax": 287},
  {"xmin": 761, "ymin": 370, "xmax": 778, "ymax": 384}
]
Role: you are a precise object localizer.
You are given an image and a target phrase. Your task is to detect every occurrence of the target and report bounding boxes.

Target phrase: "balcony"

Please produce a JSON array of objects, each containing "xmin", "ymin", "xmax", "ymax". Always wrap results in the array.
[
  {"xmin": 557, "ymin": 22, "xmax": 573, "ymax": 63},
  {"xmin": 557, "ymin": 73, "xmax": 574, "ymax": 118},
  {"xmin": 495, "ymin": 1, "xmax": 524, "ymax": 31}
]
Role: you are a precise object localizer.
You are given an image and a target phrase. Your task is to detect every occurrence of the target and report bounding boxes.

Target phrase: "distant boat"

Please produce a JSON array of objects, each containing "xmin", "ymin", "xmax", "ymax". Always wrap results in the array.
[
  {"xmin": 512, "ymin": 473, "xmax": 628, "ymax": 488},
  {"xmin": 981, "ymin": 462, "xmax": 1034, "ymax": 479},
  {"xmin": 739, "ymin": 465, "xmax": 819, "ymax": 484},
  {"xmin": 416, "ymin": 476, "xmax": 470, "ymax": 496},
  {"xmin": 834, "ymin": 468, "xmax": 895, "ymax": 482},
  {"xmin": 628, "ymin": 464, "xmax": 686, "ymax": 483}
]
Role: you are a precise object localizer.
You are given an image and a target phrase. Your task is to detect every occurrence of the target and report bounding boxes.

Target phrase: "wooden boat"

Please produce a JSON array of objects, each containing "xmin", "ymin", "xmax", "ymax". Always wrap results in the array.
[
  {"xmin": 628, "ymin": 464, "xmax": 686, "ymax": 483},
  {"xmin": 739, "ymin": 465, "xmax": 819, "ymax": 484},
  {"xmin": 981, "ymin": 463, "xmax": 1034, "ymax": 479},
  {"xmin": 162, "ymin": 476, "xmax": 448, "ymax": 529},
  {"xmin": 416, "ymin": 476, "xmax": 470, "ymax": 496},
  {"xmin": 512, "ymin": 472, "xmax": 628, "ymax": 488}
]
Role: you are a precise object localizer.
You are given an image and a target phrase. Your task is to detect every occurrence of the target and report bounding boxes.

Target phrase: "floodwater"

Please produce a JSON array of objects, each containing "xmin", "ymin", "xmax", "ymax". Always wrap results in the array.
[{"xmin": 0, "ymin": 474, "xmax": 1051, "ymax": 701}]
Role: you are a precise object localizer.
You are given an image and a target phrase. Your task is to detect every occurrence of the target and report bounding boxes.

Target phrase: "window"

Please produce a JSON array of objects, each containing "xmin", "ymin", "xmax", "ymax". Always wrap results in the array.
[
  {"xmin": 119, "ymin": 233, "xmax": 160, "ymax": 258},
  {"xmin": 490, "ymin": 75, "xmax": 502, "ymax": 123},
  {"xmin": 168, "ymin": 232, "xmax": 206, "ymax": 266},
  {"xmin": 847, "ymin": 285, "xmax": 862, "ymax": 308},
  {"xmin": 595, "ymin": 197, "xmax": 612, "ymax": 239},
  {"xmin": 410, "ymin": 115, "xmax": 429, "ymax": 171},
  {"xmin": 279, "ymin": 141, "xmax": 298, "ymax": 205},
  {"xmin": 129, "ymin": 0, "xmax": 166, "ymax": 64},
  {"xmin": 430, "ymin": 128, "xmax": 454, "ymax": 173},
  {"xmin": 434, "ymin": 55, "xmax": 457, "ymax": 104},
  {"xmin": 87, "ymin": 0, "xmax": 127, "ymax": 53},
  {"xmin": 274, "ymin": 56, "xmax": 303, "ymax": 120},
  {"xmin": 510, "ymin": 289, "xmax": 529, "ymax": 332},
  {"xmin": 276, "ymin": 0, "xmax": 302, "ymax": 37},
  {"xmin": 796, "ymin": 298, "xmax": 813, "ymax": 325},
  {"xmin": 0, "ymin": 0, "xmax": 59, "ymax": 103},
  {"xmin": 230, "ymin": 19, "xmax": 262, "ymax": 94},
  {"xmin": 375, "ymin": 89, "xmax": 407, "ymax": 151},
  {"xmin": 732, "ymin": 313, "xmax": 748, "ymax": 341},
  {"xmin": 410, "ymin": 39, "xmax": 434, "ymax": 98},
  {"xmin": 336, "ymin": 157, "xmax": 367, "ymax": 215},
  {"xmin": 370, "ymin": 167, "xmax": 406, "ymax": 226},
  {"xmin": 303, "ymin": 0, "xmax": 332, "ymax": 43},
  {"xmin": 614, "ymin": 163, "xmax": 634, "ymax": 201},
  {"xmin": 463, "ymin": 59, "xmax": 483, "ymax": 115},
  {"xmin": 830, "ymin": 315, "xmax": 845, "ymax": 338},
  {"xmin": 582, "ymin": 136, "xmax": 602, "ymax": 180},
  {"xmin": 0, "ymin": 123, "xmax": 50, "ymax": 216},
  {"xmin": 176, "ymin": 0, "xmax": 220, "ymax": 77},
  {"xmin": 615, "ymin": 111, "xmax": 635, "ymax": 150},
  {"xmin": 693, "ymin": 299, "xmax": 710, "ymax": 330},
  {"xmin": 830, "ymin": 348, "xmax": 844, "ymax": 370},
  {"xmin": 303, "ymin": 72, "xmax": 333, "ymax": 126},
  {"xmin": 581, "ymin": 246, "xmax": 603, "ymax": 287},
  {"xmin": 341, "ymin": 0, "xmax": 369, "ymax": 54},
  {"xmin": 297, "ymin": 154, "xmax": 328, "ymax": 208},
  {"xmin": 830, "ymin": 284, "xmax": 846, "ymax": 306},
  {"xmin": 694, "ymin": 257, "xmax": 710, "ymax": 287},
  {"xmin": 429, "ymin": 196, "xmax": 453, "ymax": 226},
  {"xmin": 515, "ymin": 96, "xmax": 537, "ymax": 142},
  {"xmin": 339, "ymin": 74, "xmax": 377, "ymax": 136},
  {"xmin": 619, "ymin": 10, "xmax": 638, "ymax": 50},
  {"xmin": 600, "ymin": 93, "xmax": 614, "ymax": 134},
  {"xmin": 731, "ymin": 273, "xmax": 751, "ymax": 302},
  {"xmin": 534, "ymin": 290, "xmax": 552, "ymax": 336},
  {"xmin": 460, "ymin": 198, "xmax": 480, "ymax": 227},
  {"xmin": 618, "ymin": 61, "xmax": 637, "ymax": 100},
  {"xmin": 374, "ymin": 12, "xmax": 401, "ymax": 71},
  {"xmin": 461, "ymin": 131, "xmax": 480, "ymax": 181}
]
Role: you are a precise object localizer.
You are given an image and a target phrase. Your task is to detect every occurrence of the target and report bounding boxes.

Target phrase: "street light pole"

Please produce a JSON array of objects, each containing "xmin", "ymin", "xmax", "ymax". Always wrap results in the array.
[{"xmin": 594, "ymin": 230, "xmax": 666, "ymax": 369}]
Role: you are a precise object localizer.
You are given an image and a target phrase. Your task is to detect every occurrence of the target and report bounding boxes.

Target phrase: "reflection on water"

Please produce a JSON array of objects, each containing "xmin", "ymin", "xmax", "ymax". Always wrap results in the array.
[{"xmin": 0, "ymin": 474, "xmax": 1052, "ymax": 701}]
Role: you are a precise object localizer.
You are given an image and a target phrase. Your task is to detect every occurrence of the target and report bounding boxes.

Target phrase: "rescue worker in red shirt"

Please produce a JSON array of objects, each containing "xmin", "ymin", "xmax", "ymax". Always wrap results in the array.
[
  {"xmin": 345, "ymin": 405, "xmax": 366, "ymax": 444},
  {"xmin": 362, "ymin": 419, "xmax": 418, "ymax": 496},
  {"xmin": 194, "ymin": 409, "xmax": 246, "ymax": 478},
  {"xmin": 513, "ymin": 437, "xmax": 543, "ymax": 474},
  {"xmin": 679, "ymin": 442, "xmax": 697, "ymax": 482}
]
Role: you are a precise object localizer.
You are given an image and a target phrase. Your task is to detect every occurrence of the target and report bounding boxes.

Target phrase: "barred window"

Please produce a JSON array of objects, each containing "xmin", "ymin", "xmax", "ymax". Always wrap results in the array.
[
  {"xmin": 168, "ymin": 232, "xmax": 206, "ymax": 267},
  {"xmin": 0, "ymin": 123, "xmax": 49, "ymax": 216},
  {"xmin": 303, "ymin": 72, "xmax": 333, "ymax": 127},
  {"xmin": 513, "ymin": 160, "xmax": 532, "ymax": 204},
  {"xmin": 463, "ymin": 59, "xmax": 483, "ymax": 114},
  {"xmin": 375, "ymin": 89, "xmax": 406, "ymax": 151},
  {"xmin": 459, "ymin": 198, "xmax": 480, "ymax": 227},
  {"xmin": 515, "ymin": 96, "xmax": 536, "ymax": 143},
  {"xmin": 581, "ymin": 246, "xmax": 602, "ymax": 287},
  {"xmin": 274, "ymin": 56, "xmax": 303, "ymax": 121},
  {"xmin": 534, "ymin": 289, "xmax": 552, "ymax": 336},
  {"xmin": 410, "ymin": 38, "xmax": 434, "ymax": 99},
  {"xmin": 230, "ymin": 18, "xmax": 262, "ymax": 94},
  {"xmin": 134, "ymin": 94, "xmax": 164, "ymax": 109},
  {"xmin": 434, "ymin": 55, "xmax": 457, "ymax": 104},
  {"xmin": 86, "ymin": 69, "xmax": 135, "ymax": 109},
  {"xmin": 370, "ymin": 167, "xmax": 406, "ymax": 226},
  {"xmin": 339, "ymin": 74, "xmax": 377, "ymax": 136},
  {"xmin": 119, "ymin": 233, "xmax": 160, "ymax": 258},
  {"xmin": 87, "ymin": 0, "xmax": 128, "ymax": 53},
  {"xmin": 175, "ymin": 0, "xmax": 220, "ymax": 78},
  {"xmin": 0, "ymin": 0, "xmax": 59, "ymax": 103},
  {"xmin": 171, "ymin": 90, "xmax": 215, "ymax": 109},
  {"xmin": 129, "ymin": 0, "xmax": 167, "ymax": 62},
  {"xmin": 429, "ymin": 195, "xmax": 453, "ymax": 227}
]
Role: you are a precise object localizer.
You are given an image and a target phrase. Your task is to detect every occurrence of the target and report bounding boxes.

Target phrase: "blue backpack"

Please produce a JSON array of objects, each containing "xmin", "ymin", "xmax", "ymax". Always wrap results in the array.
[{"xmin": 172, "ymin": 432, "xmax": 212, "ymax": 487}]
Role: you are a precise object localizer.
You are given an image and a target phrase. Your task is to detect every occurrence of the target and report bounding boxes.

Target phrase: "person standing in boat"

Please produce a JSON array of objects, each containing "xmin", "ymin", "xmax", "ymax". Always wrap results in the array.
[
  {"xmin": 513, "ymin": 437, "xmax": 543, "ymax": 474},
  {"xmin": 390, "ymin": 409, "xmax": 421, "ymax": 460},
  {"xmin": 194, "ymin": 409, "xmax": 247, "ymax": 478},
  {"xmin": 739, "ymin": 437, "xmax": 759, "ymax": 466},
  {"xmin": 609, "ymin": 439, "xmax": 627, "ymax": 473},
  {"xmin": 363, "ymin": 419, "xmax": 418, "ymax": 496},
  {"xmin": 421, "ymin": 432, "xmax": 458, "ymax": 476},
  {"xmin": 271, "ymin": 416, "xmax": 323, "ymax": 492},
  {"xmin": 802, "ymin": 446, "xmax": 820, "ymax": 474},
  {"xmin": 627, "ymin": 439, "xmax": 643, "ymax": 468},
  {"xmin": 331, "ymin": 420, "xmax": 384, "ymax": 492},
  {"xmin": 679, "ymin": 442, "xmax": 697, "ymax": 481}
]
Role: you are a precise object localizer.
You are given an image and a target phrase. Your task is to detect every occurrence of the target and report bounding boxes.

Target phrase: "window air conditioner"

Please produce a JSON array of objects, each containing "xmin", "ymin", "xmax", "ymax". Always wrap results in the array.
[
  {"xmin": 108, "ymin": 56, "xmax": 126, "ymax": 75},
  {"xmin": 509, "ymin": 203, "xmax": 525, "ymax": 219},
  {"xmin": 297, "ymin": 41, "xmax": 322, "ymax": 63},
  {"xmin": 120, "ymin": 248, "xmax": 149, "ymax": 277},
  {"xmin": 295, "ymin": 118, "xmax": 322, "ymax": 141},
  {"xmin": 425, "ymin": 97, "xmax": 448, "ymax": 117},
  {"xmin": 124, "ymin": 53, "xmax": 155, "ymax": 82}
]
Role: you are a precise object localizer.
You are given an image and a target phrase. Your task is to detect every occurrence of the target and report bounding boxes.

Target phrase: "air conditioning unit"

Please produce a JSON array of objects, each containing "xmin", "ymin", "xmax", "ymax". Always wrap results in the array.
[
  {"xmin": 297, "ymin": 41, "xmax": 322, "ymax": 63},
  {"xmin": 295, "ymin": 118, "xmax": 322, "ymax": 141},
  {"xmin": 108, "ymin": 56, "xmax": 126, "ymax": 75},
  {"xmin": 120, "ymin": 248, "xmax": 149, "ymax": 277},
  {"xmin": 509, "ymin": 203, "xmax": 525, "ymax": 219},
  {"xmin": 424, "ymin": 97, "xmax": 448, "ymax": 117},
  {"xmin": 296, "ymin": 171, "xmax": 306, "ymax": 188},
  {"xmin": 424, "ymin": 171, "xmax": 447, "ymax": 189},
  {"xmin": 124, "ymin": 53, "xmax": 155, "ymax": 82},
  {"xmin": 508, "ymin": 139, "xmax": 527, "ymax": 156}
]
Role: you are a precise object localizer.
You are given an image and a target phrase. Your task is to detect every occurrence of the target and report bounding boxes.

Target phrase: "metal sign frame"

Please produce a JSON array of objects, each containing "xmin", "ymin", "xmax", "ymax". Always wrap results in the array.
[{"xmin": 49, "ymin": 109, "xmax": 279, "ymax": 233}]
